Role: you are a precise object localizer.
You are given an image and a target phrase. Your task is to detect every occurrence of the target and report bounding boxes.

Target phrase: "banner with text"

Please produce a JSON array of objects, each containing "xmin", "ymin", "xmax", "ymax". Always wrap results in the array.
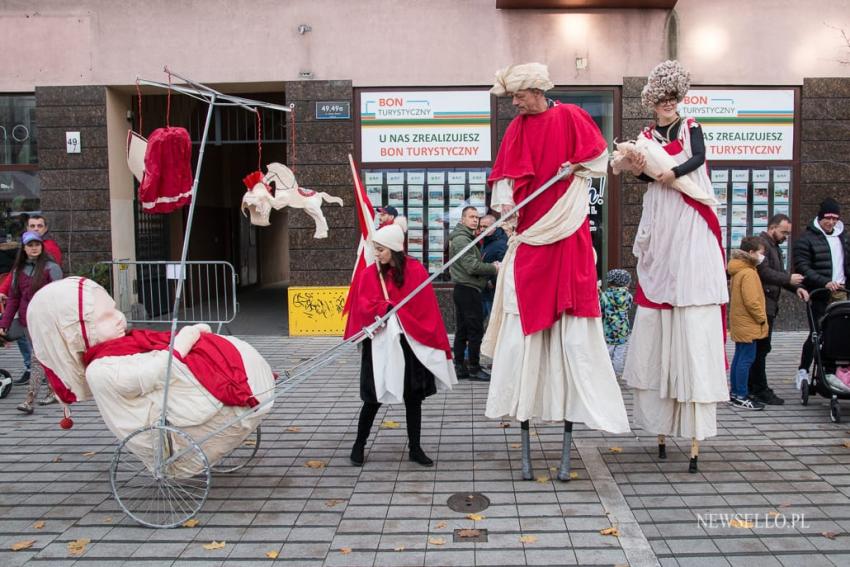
[
  {"xmin": 679, "ymin": 90, "xmax": 795, "ymax": 161},
  {"xmin": 360, "ymin": 90, "xmax": 491, "ymax": 163}
]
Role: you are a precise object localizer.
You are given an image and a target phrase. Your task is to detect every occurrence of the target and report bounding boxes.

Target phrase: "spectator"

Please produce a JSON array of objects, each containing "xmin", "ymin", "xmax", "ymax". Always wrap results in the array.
[
  {"xmin": 0, "ymin": 232, "xmax": 63, "ymax": 413},
  {"xmin": 0, "ymin": 213, "xmax": 63, "ymax": 386},
  {"xmin": 750, "ymin": 214, "xmax": 808, "ymax": 405},
  {"xmin": 728, "ymin": 236, "xmax": 768, "ymax": 410},
  {"xmin": 600, "ymin": 269, "xmax": 633, "ymax": 376},
  {"xmin": 448, "ymin": 206, "xmax": 498, "ymax": 380},
  {"xmin": 376, "ymin": 206, "xmax": 399, "ymax": 229},
  {"xmin": 479, "ymin": 214, "xmax": 508, "ymax": 319},
  {"xmin": 793, "ymin": 197, "xmax": 850, "ymax": 390}
]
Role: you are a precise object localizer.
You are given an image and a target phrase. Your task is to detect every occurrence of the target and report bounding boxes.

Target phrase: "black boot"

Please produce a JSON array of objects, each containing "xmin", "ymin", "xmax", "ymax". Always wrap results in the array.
[
  {"xmin": 469, "ymin": 365, "xmax": 491, "ymax": 381},
  {"xmin": 409, "ymin": 446, "xmax": 434, "ymax": 467},
  {"xmin": 405, "ymin": 398, "xmax": 433, "ymax": 467},
  {"xmin": 352, "ymin": 402, "xmax": 380, "ymax": 466},
  {"xmin": 658, "ymin": 444, "xmax": 667, "ymax": 459},
  {"xmin": 688, "ymin": 456, "xmax": 698, "ymax": 474},
  {"xmin": 455, "ymin": 363, "xmax": 470, "ymax": 379}
]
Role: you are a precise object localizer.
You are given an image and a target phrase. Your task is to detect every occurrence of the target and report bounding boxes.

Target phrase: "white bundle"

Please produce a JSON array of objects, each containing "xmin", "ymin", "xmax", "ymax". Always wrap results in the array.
[{"xmin": 610, "ymin": 136, "xmax": 716, "ymax": 205}]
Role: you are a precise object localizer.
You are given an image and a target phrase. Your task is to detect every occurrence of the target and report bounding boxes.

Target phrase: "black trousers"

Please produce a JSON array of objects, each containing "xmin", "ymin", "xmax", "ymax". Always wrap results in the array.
[
  {"xmin": 355, "ymin": 398, "xmax": 422, "ymax": 450},
  {"xmin": 453, "ymin": 284, "xmax": 484, "ymax": 367},
  {"xmin": 800, "ymin": 299, "xmax": 828, "ymax": 372},
  {"xmin": 748, "ymin": 314, "xmax": 775, "ymax": 397}
]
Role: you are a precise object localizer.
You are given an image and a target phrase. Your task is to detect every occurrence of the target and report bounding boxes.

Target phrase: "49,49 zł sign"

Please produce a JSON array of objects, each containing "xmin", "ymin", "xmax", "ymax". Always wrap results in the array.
[
  {"xmin": 360, "ymin": 91, "xmax": 491, "ymax": 163},
  {"xmin": 679, "ymin": 89, "xmax": 795, "ymax": 161}
]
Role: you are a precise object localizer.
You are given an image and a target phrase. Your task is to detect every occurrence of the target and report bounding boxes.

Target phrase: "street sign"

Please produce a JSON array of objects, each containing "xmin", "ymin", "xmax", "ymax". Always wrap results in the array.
[{"xmin": 315, "ymin": 101, "xmax": 350, "ymax": 120}]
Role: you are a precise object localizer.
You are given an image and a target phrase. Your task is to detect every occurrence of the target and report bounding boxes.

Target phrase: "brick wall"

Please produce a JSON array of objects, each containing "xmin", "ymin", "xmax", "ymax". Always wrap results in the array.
[
  {"xmin": 35, "ymin": 86, "xmax": 112, "ymax": 273},
  {"xmin": 284, "ymin": 81, "xmax": 357, "ymax": 286}
]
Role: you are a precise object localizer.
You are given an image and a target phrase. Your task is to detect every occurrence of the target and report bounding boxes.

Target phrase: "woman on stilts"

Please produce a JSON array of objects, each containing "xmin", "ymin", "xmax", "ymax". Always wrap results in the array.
[
  {"xmin": 343, "ymin": 224, "xmax": 457, "ymax": 467},
  {"xmin": 622, "ymin": 60, "xmax": 729, "ymax": 473}
]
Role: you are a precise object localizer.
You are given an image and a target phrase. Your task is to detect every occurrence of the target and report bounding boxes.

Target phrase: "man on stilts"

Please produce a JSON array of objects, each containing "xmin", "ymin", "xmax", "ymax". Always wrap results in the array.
[{"xmin": 484, "ymin": 63, "xmax": 630, "ymax": 481}]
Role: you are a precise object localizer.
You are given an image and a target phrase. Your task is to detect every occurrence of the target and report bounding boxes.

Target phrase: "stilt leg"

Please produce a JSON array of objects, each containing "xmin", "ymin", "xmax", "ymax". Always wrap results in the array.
[
  {"xmin": 657, "ymin": 434, "xmax": 667, "ymax": 459},
  {"xmin": 688, "ymin": 438, "xmax": 699, "ymax": 473},
  {"xmin": 557, "ymin": 421, "xmax": 573, "ymax": 481},
  {"xmin": 520, "ymin": 420, "xmax": 533, "ymax": 480}
]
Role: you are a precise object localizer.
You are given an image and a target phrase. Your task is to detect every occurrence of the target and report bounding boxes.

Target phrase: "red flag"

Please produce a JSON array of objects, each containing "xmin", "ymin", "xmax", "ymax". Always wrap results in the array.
[{"xmin": 344, "ymin": 154, "xmax": 376, "ymax": 314}]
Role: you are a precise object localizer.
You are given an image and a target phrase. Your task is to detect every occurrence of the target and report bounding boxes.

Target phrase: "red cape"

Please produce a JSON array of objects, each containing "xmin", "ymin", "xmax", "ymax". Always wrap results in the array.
[
  {"xmin": 343, "ymin": 258, "xmax": 451, "ymax": 358},
  {"xmin": 82, "ymin": 329, "xmax": 259, "ymax": 407},
  {"xmin": 488, "ymin": 103, "xmax": 608, "ymax": 335}
]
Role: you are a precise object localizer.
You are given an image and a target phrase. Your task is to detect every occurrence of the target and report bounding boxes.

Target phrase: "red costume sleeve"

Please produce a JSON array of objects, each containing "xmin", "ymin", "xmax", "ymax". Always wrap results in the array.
[{"xmin": 44, "ymin": 240, "xmax": 63, "ymax": 266}]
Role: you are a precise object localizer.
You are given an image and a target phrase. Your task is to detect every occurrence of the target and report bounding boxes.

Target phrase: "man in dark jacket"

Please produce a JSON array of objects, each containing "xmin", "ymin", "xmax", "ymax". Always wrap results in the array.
[
  {"xmin": 479, "ymin": 214, "xmax": 508, "ymax": 319},
  {"xmin": 750, "ymin": 214, "xmax": 808, "ymax": 405},
  {"xmin": 449, "ymin": 207, "xmax": 499, "ymax": 380},
  {"xmin": 793, "ymin": 197, "xmax": 850, "ymax": 390}
]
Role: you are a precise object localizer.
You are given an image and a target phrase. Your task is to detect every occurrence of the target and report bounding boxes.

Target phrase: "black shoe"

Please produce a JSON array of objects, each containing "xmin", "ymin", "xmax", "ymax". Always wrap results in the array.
[
  {"xmin": 469, "ymin": 366, "xmax": 491, "ymax": 381},
  {"xmin": 14, "ymin": 370, "xmax": 30, "ymax": 385},
  {"xmin": 408, "ymin": 447, "xmax": 434, "ymax": 467},
  {"xmin": 350, "ymin": 443, "xmax": 365, "ymax": 466},
  {"xmin": 658, "ymin": 444, "xmax": 667, "ymax": 459},
  {"xmin": 455, "ymin": 365, "xmax": 470, "ymax": 379},
  {"xmin": 688, "ymin": 456, "xmax": 698, "ymax": 474},
  {"xmin": 754, "ymin": 392, "xmax": 785, "ymax": 405}
]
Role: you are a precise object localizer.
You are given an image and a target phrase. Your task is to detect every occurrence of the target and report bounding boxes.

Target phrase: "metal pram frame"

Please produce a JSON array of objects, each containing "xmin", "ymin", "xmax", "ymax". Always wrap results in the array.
[{"xmin": 111, "ymin": 69, "xmax": 574, "ymax": 528}]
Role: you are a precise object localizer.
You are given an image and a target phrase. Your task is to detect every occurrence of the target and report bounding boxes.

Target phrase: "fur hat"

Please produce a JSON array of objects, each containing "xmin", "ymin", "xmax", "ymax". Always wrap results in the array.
[
  {"xmin": 490, "ymin": 63, "xmax": 554, "ymax": 96},
  {"xmin": 641, "ymin": 60, "xmax": 691, "ymax": 110},
  {"xmin": 606, "ymin": 269, "xmax": 631, "ymax": 288},
  {"xmin": 373, "ymin": 224, "xmax": 405, "ymax": 252}
]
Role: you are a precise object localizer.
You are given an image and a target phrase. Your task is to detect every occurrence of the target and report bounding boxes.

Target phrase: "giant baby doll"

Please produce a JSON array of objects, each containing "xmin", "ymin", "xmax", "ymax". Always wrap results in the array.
[{"xmin": 27, "ymin": 277, "xmax": 275, "ymax": 474}]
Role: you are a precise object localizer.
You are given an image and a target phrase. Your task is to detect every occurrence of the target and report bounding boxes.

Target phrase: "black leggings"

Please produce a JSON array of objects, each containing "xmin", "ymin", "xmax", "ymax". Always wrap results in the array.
[{"xmin": 355, "ymin": 398, "xmax": 422, "ymax": 450}]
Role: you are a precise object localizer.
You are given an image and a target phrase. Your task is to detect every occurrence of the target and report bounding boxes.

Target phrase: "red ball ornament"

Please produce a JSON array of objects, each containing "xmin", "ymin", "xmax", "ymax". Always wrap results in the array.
[{"xmin": 60, "ymin": 417, "xmax": 74, "ymax": 429}]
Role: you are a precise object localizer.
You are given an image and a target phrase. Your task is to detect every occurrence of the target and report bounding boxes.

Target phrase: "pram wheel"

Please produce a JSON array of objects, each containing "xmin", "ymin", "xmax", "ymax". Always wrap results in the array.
[
  {"xmin": 831, "ymin": 398, "xmax": 841, "ymax": 423},
  {"xmin": 211, "ymin": 426, "xmax": 261, "ymax": 474},
  {"xmin": 0, "ymin": 369, "xmax": 12, "ymax": 399},
  {"xmin": 110, "ymin": 424, "xmax": 211, "ymax": 528},
  {"xmin": 801, "ymin": 379, "xmax": 809, "ymax": 406}
]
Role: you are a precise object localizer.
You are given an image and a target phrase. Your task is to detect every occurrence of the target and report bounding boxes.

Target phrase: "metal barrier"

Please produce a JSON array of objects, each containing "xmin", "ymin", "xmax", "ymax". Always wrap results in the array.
[{"xmin": 97, "ymin": 260, "xmax": 238, "ymax": 332}]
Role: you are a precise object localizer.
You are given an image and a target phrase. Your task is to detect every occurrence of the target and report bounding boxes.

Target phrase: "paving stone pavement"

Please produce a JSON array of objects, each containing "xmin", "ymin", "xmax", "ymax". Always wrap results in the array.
[{"xmin": 1, "ymin": 331, "xmax": 849, "ymax": 566}]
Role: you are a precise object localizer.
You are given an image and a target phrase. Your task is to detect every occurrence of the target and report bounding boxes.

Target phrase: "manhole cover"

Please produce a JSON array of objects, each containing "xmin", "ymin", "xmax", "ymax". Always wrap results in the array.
[
  {"xmin": 447, "ymin": 492, "xmax": 490, "ymax": 513},
  {"xmin": 454, "ymin": 528, "xmax": 488, "ymax": 542}
]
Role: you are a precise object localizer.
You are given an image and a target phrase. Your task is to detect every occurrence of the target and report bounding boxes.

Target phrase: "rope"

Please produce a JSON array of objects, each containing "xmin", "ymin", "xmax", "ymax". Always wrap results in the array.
[
  {"xmin": 165, "ymin": 70, "xmax": 173, "ymax": 128},
  {"xmin": 289, "ymin": 110, "xmax": 296, "ymax": 174},
  {"xmin": 135, "ymin": 80, "xmax": 143, "ymax": 135},
  {"xmin": 256, "ymin": 109, "xmax": 263, "ymax": 173}
]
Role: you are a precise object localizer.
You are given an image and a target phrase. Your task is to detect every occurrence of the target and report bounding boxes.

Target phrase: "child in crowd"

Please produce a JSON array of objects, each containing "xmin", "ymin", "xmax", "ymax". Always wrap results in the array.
[
  {"xmin": 600, "ymin": 269, "xmax": 633, "ymax": 376},
  {"xmin": 727, "ymin": 236, "xmax": 769, "ymax": 410}
]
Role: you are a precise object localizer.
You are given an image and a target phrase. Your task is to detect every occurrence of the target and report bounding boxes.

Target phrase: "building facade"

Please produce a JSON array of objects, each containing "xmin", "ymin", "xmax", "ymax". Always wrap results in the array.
[{"xmin": 2, "ymin": 0, "xmax": 849, "ymax": 329}]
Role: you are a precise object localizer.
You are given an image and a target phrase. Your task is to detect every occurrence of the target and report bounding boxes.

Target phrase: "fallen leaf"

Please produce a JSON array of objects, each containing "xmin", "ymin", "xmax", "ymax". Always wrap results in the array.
[
  {"xmin": 68, "ymin": 538, "xmax": 91, "ymax": 556},
  {"xmin": 510, "ymin": 443, "xmax": 521, "ymax": 449},
  {"xmin": 428, "ymin": 536, "xmax": 446, "ymax": 546},
  {"xmin": 33, "ymin": 521, "xmax": 45, "ymax": 529},
  {"xmin": 82, "ymin": 451, "xmax": 97, "ymax": 457},
  {"xmin": 519, "ymin": 535, "xmax": 538, "ymax": 544},
  {"xmin": 242, "ymin": 438, "xmax": 257, "ymax": 447},
  {"xmin": 778, "ymin": 502, "xmax": 791, "ymax": 508},
  {"xmin": 457, "ymin": 528, "xmax": 481, "ymax": 538},
  {"xmin": 729, "ymin": 518, "xmax": 754, "ymax": 529},
  {"xmin": 466, "ymin": 513, "xmax": 485, "ymax": 521},
  {"xmin": 265, "ymin": 550, "xmax": 279, "ymax": 559},
  {"xmin": 325, "ymin": 499, "xmax": 344, "ymax": 508},
  {"xmin": 286, "ymin": 426, "xmax": 301, "ymax": 432},
  {"xmin": 340, "ymin": 547, "xmax": 352, "ymax": 554},
  {"xmin": 52, "ymin": 456, "xmax": 63, "ymax": 463},
  {"xmin": 531, "ymin": 431, "xmax": 538, "ymax": 437},
  {"xmin": 381, "ymin": 420, "xmax": 400, "ymax": 429},
  {"xmin": 202, "ymin": 540, "xmax": 226, "ymax": 550},
  {"xmin": 304, "ymin": 460, "xmax": 326, "ymax": 469},
  {"xmin": 103, "ymin": 517, "xmax": 113, "ymax": 524},
  {"xmin": 393, "ymin": 544, "xmax": 406, "ymax": 551},
  {"xmin": 600, "ymin": 527, "xmax": 621, "ymax": 537},
  {"xmin": 822, "ymin": 531, "xmax": 838, "ymax": 540},
  {"xmin": 182, "ymin": 518, "xmax": 200, "ymax": 528},
  {"xmin": 549, "ymin": 466, "xmax": 558, "ymax": 472},
  {"xmin": 435, "ymin": 521, "xmax": 447, "ymax": 529},
  {"xmin": 569, "ymin": 472, "xmax": 579, "ymax": 480},
  {"xmin": 10, "ymin": 540, "xmax": 35, "ymax": 551},
  {"xmin": 843, "ymin": 439, "xmax": 850, "ymax": 449},
  {"xmin": 609, "ymin": 447, "xmax": 623, "ymax": 454},
  {"xmin": 498, "ymin": 422, "xmax": 511, "ymax": 428},
  {"xmin": 535, "ymin": 475, "xmax": 549, "ymax": 484}
]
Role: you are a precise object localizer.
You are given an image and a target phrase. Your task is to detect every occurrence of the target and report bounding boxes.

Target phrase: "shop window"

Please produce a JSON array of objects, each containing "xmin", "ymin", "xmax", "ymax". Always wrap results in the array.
[
  {"xmin": 0, "ymin": 94, "xmax": 40, "ymax": 244},
  {"xmin": 709, "ymin": 166, "xmax": 793, "ymax": 267}
]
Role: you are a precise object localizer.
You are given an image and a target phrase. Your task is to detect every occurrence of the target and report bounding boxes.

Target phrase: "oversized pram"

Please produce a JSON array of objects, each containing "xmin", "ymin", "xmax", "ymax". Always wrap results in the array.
[{"xmin": 800, "ymin": 288, "xmax": 850, "ymax": 423}]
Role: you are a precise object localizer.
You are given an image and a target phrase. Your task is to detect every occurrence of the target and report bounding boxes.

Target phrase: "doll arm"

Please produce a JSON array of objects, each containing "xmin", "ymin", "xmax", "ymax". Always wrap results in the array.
[{"xmin": 174, "ymin": 324, "xmax": 212, "ymax": 357}]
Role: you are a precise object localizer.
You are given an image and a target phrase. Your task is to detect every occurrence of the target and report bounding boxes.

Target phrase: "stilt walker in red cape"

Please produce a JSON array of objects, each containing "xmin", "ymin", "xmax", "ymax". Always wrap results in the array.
[
  {"xmin": 343, "ymin": 224, "xmax": 457, "ymax": 468},
  {"xmin": 484, "ymin": 63, "xmax": 630, "ymax": 482},
  {"xmin": 620, "ymin": 60, "xmax": 729, "ymax": 473}
]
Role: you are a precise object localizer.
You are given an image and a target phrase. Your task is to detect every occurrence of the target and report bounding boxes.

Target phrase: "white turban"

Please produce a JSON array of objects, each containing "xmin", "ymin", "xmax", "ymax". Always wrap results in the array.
[{"xmin": 490, "ymin": 63, "xmax": 554, "ymax": 96}]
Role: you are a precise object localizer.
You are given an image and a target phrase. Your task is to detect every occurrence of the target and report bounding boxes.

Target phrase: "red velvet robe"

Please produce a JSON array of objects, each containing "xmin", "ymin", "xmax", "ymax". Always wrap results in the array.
[
  {"xmin": 343, "ymin": 258, "xmax": 451, "ymax": 358},
  {"xmin": 488, "ymin": 103, "xmax": 608, "ymax": 336}
]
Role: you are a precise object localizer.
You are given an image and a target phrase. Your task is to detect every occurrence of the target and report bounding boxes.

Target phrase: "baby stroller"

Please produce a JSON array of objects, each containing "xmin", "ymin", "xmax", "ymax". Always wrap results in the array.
[{"xmin": 800, "ymin": 288, "xmax": 850, "ymax": 422}]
